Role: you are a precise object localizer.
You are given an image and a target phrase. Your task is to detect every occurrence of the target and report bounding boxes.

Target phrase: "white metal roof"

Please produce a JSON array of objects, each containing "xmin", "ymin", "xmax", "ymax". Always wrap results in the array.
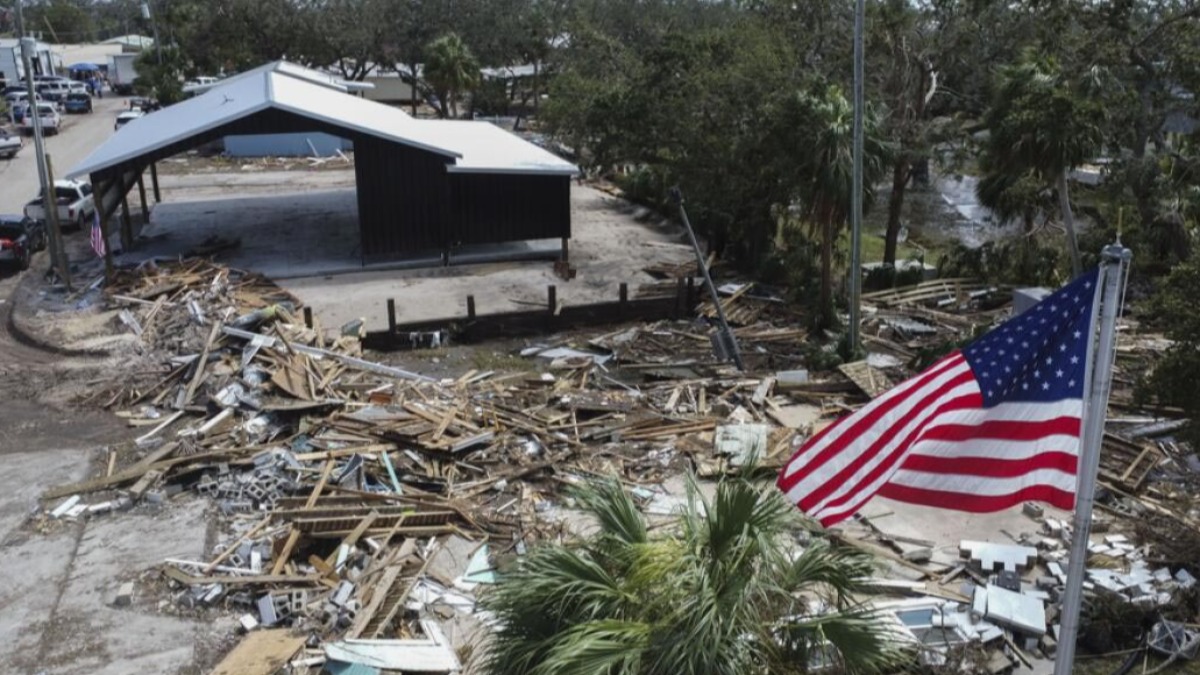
[
  {"xmin": 422, "ymin": 120, "xmax": 578, "ymax": 175},
  {"xmin": 182, "ymin": 61, "xmax": 374, "ymax": 96},
  {"xmin": 67, "ymin": 61, "xmax": 578, "ymax": 179}
]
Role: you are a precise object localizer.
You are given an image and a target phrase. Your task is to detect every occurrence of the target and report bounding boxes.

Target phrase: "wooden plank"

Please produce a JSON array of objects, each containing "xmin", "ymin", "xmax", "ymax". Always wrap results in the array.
[
  {"xmin": 207, "ymin": 629, "xmax": 306, "ymax": 675},
  {"xmin": 180, "ymin": 321, "xmax": 221, "ymax": 409}
]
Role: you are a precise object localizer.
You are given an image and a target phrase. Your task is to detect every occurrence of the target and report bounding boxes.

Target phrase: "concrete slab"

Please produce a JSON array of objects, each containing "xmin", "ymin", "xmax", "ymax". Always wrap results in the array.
[
  {"xmin": 124, "ymin": 171, "xmax": 693, "ymax": 331},
  {"xmin": 858, "ymin": 497, "xmax": 1066, "ymax": 568}
]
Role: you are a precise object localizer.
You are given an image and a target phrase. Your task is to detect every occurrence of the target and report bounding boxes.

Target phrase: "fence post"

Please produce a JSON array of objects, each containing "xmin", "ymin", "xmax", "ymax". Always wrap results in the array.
[
  {"xmin": 467, "ymin": 295, "xmax": 476, "ymax": 320},
  {"xmin": 387, "ymin": 299, "xmax": 396, "ymax": 340},
  {"xmin": 303, "ymin": 306, "xmax": 313, "ymax": 328}
]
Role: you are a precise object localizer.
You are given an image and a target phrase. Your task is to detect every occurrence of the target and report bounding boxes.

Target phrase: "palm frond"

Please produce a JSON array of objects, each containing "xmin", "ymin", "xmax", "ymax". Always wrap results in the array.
[
  {"xmin": 531, "ymin": 619, "xmax": 650, "ymax": 675},
  {"xmin": 572, "ymin": 478, "xmax": 648, "ymax": 547}
]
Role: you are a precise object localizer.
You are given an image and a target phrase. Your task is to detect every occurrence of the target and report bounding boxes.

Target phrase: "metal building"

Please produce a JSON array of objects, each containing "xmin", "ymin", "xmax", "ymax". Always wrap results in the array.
[{"xmin": 67, "ymin": 61, "xmax": 578, "ymax": 263}]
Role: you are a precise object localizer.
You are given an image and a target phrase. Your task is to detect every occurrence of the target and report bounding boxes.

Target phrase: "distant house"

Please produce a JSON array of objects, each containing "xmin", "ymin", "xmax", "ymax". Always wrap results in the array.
[
  {"xmin": 0, "ymin": 38, "xmax": 57, "ymax": 88},
  {"xmin": 101, "ymin": 35, "xmax": 154, "ymax": 53}
]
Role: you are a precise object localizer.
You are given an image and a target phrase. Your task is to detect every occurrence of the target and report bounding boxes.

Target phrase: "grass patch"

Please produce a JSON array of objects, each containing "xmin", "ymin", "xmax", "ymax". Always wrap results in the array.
[{"xmin": 470, "ymin": 350, "xmax": 535, "ymax": 373}]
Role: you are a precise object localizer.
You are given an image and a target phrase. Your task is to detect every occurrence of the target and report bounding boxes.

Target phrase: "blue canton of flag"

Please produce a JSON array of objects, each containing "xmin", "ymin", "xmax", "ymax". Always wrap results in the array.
[{"xmin": 963, "ymin": 269, "xmax": 1098, "ymax": 406}]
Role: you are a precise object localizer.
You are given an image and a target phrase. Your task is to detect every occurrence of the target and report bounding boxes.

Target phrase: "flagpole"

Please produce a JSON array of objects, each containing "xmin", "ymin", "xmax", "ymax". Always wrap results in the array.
[{"xmin": 1053, "ymin": 243, "xmax": 1131, "ymax": 675}]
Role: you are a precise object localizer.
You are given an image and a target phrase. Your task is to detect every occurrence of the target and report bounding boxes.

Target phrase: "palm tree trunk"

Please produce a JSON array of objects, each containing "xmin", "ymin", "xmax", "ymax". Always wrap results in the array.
[
  {"xmin": 883, "ymin": 157, "xmax": 909, "ymax": 266},
  {"xmin": 1057, "ymin": 170, "xmax": 1082, "ymax": 276}
]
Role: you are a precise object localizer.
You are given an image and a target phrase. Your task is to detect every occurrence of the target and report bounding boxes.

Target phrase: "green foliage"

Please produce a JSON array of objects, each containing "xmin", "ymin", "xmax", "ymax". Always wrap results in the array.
[
  {"xmin": 938, "ymin": 238, "xmax": 1066, "ymax": 287},
  {"xmin": 480, "ymin": 475, "xmax": 906, "ymax": 675},
  {"xmin": 1142, "ymin": 254, "xmax": 1200, "ymax": 446},
  {"xmin": 424, "ymin": 33, "xmax": 480, "ymax": 118},
  {"xmin": 134, "ymin": 47, "xmax": 186, "ymax": 105}
]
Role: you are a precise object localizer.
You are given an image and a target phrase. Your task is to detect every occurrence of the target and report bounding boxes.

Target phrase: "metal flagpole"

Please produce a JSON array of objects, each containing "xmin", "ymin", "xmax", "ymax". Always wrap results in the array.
[
  {"xmin": 1053, "ymin": 243, "xmax": 1132, "ymax": 675},
  {"xmin": 848, "ymin": 0, "xmax": 865, "ymax": 355}
]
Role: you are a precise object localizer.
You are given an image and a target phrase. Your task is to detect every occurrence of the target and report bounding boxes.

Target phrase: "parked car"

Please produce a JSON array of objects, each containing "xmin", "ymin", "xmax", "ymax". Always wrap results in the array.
[
  {"xmin": 0, "ymin": 215, "xmax": 46, "ymax": 270},
  {"xmin": 0, "ymin": 128, "xmax": 22, "ymax": 159},
  {"xmin": 6, "ymin": 91, "xmax": 42, "ymax": 123},
  {"xmin": 68, "ymin": 81, "xmax": 89, "ymax": 96},
  {"xmin": 24, "ymin": 180, "xmax": 95, "ymax": 231},
  {"xmin": 64, "ymin": 92, "xmax": 93, "ymax": 114},
  {"xmin": 114, "ymin": 109, "xmax": 144, "ymax": 131},
  {"xmin": 21, "ymin": 102, "xmax": 61, "ymax": 135},
  {"xmin": 36, "ymin": 81, "xmax": 70, "ymax": 104}
]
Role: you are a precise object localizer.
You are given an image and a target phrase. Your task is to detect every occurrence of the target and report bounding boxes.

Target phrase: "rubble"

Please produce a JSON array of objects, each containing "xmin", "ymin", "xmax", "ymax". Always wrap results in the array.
[{"xmin": 34, "ymin": 260, "xmax": 1200, "ymax": 673}]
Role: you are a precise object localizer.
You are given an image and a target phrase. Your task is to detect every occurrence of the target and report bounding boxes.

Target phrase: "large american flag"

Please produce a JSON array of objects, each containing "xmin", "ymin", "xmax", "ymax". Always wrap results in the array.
[{"xmin": 777, "ymin": 269, "xmax": 1100, "ymax": 527}]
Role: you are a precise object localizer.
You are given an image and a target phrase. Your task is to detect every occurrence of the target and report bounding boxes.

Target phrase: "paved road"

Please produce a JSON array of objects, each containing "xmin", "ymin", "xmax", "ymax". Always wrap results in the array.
[
  {"xmin": 0, "ymin": 93, "xmax": 128, "ymax": 213},
  {"xmin": 0, "ymin": 91, "xmax": 128, "ymax": 364}
]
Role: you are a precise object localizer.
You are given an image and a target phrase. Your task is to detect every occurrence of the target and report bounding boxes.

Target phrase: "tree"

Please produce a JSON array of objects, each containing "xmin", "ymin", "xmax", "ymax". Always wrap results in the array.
[
  {"xmin": 424, "ymin": 33, "xmax": 480, "ymax": 118},
  {"xmin": 134, "ymin": 46, "xmax": 186, "ymax": 104},
  {"xmin": 868, "ymin": 0, "xmax": 938, "ymax": 267},
  {"xmin": 480, "ymin": 476, "xmax": 904, "ymax": 675},
  {"xmin": 1144, "ymin": 253, "xmax": 1200, "ymax": 447},
  {"xmin": 775, "ymin": 85, "xmax": 891, "ymax": 330},
  {"xmin": 977, "ymin": 53, "xmax": 1106, "ymax": 276}
]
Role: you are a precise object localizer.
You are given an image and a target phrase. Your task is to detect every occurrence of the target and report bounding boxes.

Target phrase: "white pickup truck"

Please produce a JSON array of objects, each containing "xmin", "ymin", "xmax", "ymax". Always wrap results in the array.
[
  {"xmin": 21, "ymin": 102, "xmax": 62, "ymax": 135},
  {"xmin": 24, "ymin": 180, "xmax": 95, "ymax": 230}
]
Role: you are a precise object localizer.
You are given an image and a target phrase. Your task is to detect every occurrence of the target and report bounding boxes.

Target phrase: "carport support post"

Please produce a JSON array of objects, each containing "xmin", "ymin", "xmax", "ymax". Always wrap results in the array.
[
  {"xmin": 100, "ymin": 211, "xmax": 114, "ymax": 281},
  {"xmin": 560, "ymin": 237, "xmax": 569, "ymax": 262},
  {"xmin": 120, "ymin": 193, "xmax": 133, "ymax": 250},
  {"xmin": 150, "ymin": 162, "xmax": 161, "ymax": 203},
  {"xmin": 137, "ymin": 172, "xmax": 150, "ymax": 223}
]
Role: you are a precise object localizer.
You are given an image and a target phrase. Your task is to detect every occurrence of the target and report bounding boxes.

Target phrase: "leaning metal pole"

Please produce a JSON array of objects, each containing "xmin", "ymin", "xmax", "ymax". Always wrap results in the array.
[
  {"xmin": 848, "ymin": 0, "xmax": 865, "ymax": 355},
  {"xmin": 16, "ymin": 2, "xmax": 69, "ymax": 288},
  {"xmin": 669, "ymin": 187, "xmax": 745, "ymax": 371},
  {"xmin": 1052, "ymin": 244, "xmax": 1131, "ymax": 675}
]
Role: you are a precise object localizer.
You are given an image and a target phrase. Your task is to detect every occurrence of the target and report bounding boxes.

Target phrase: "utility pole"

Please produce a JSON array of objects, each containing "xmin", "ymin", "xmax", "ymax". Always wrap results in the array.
[
  {"xmin": 848, "ymin": 0, "xmax": 865, "ymax": 356},
  {"xmin": 141, "ymin": 1, "xmax": 163, "ymax": 65},
  {"xmin": 16, "ymin": 0, "xmax": 70, "ymax": 290}
]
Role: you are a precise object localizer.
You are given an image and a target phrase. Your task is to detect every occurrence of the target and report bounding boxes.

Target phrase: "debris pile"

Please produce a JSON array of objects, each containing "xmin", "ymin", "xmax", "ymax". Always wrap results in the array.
[{"xmin": 36, "ymin": 261, "xmax": 1199, "ymax": 673}]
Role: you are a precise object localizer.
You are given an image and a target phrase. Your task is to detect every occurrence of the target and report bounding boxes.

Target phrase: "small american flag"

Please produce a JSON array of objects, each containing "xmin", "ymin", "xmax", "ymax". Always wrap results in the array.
[
  {"xmin": 90, "ymin": 211, "xmax": 106, "ymax": 257},
  {"xmin": 777, "ymin": 269, "xmax": 1099, "ymax": 527}
]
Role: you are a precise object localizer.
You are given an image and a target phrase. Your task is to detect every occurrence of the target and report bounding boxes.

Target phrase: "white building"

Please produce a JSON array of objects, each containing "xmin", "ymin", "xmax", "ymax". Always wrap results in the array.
[{"xmin": 0, "ymin": 38, "xmax": 58, "ymax": 88}]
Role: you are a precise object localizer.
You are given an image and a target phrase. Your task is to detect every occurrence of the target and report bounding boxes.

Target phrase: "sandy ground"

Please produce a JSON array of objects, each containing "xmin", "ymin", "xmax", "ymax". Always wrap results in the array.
[{"xmin": 136, "ymin": 169, "xmax": 695, "ymax": 332}]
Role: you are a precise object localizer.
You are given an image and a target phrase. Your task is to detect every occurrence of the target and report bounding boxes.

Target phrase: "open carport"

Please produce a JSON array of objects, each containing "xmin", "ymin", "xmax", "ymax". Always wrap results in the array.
[{"xmin": 66, "ymin": 61, "xmax": 578, "ymax": 272}]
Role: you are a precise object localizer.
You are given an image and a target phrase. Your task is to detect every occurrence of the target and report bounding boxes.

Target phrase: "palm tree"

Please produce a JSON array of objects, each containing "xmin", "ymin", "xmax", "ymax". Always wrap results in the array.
[
  {"xmin": 779, "ymin": 86, "xmax": 890, "ymax": 330},
  {"xmin": 479, "ymin": 476, "xmax": 905, "ymax": 675},
  {"xmin": 424, "ymin": 33, "xmax": 480, "ymax": 118},
  {"xmin": 978, "ymin": 53, "xmax": 1106, "ymax": 276}
]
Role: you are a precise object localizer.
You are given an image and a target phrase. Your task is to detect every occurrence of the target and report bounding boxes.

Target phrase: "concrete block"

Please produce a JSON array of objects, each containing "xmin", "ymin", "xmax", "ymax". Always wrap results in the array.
[
  {"xmin": 258, "ymin": 594, "xmax": 280, "ymax": 626},
  {"xmin": 332, "ymin": 580, "xmax": 355, "ymax": 607},
  {"xmin": 239, "ymin": 614, "xmax": 259, "ymax": 632},
  {"xmin": 1022, "ymin": 502, "xmax": 1044, "ymax": 519},
  {"xmin": 1040, "ymin": 633, "xmax": 1058, "ymax": 656},
  {"xmin": 113, "ymin": 581, "xmax": 135, "ymax": 607}
]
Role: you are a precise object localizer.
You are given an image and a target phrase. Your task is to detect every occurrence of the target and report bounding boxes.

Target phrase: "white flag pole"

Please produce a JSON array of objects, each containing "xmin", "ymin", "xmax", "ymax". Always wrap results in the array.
[{"xmin": 1053, "ymin": 243, "xmax": 1132, "ymax": 675}]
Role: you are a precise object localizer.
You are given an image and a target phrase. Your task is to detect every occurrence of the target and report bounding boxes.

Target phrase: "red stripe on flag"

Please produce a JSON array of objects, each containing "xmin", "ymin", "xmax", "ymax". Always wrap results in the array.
[
  {"xmin": 875, "ymin": 482, "xmax": 1076, "ymax": 514},
  {"xmin": 777, "ymin": 354, "xmax": 970, "ymax": 496},
  {"xmin": 794, "ymin": 389, "xmax": 982, "ymax": 515},
  {"xmin": 899, "ymin": 451, "xmax": 1079, "ymax": 478},
  {"xmin": 920, "ymin": 417, "xmax": 1082, "ymax": 442}
]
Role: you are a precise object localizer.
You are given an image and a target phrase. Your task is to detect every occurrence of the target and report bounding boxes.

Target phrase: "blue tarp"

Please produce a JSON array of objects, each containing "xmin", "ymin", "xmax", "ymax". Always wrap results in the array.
[{"xmin": 67, "ymin": 62, "xmax": 101, "ymax": 72}]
